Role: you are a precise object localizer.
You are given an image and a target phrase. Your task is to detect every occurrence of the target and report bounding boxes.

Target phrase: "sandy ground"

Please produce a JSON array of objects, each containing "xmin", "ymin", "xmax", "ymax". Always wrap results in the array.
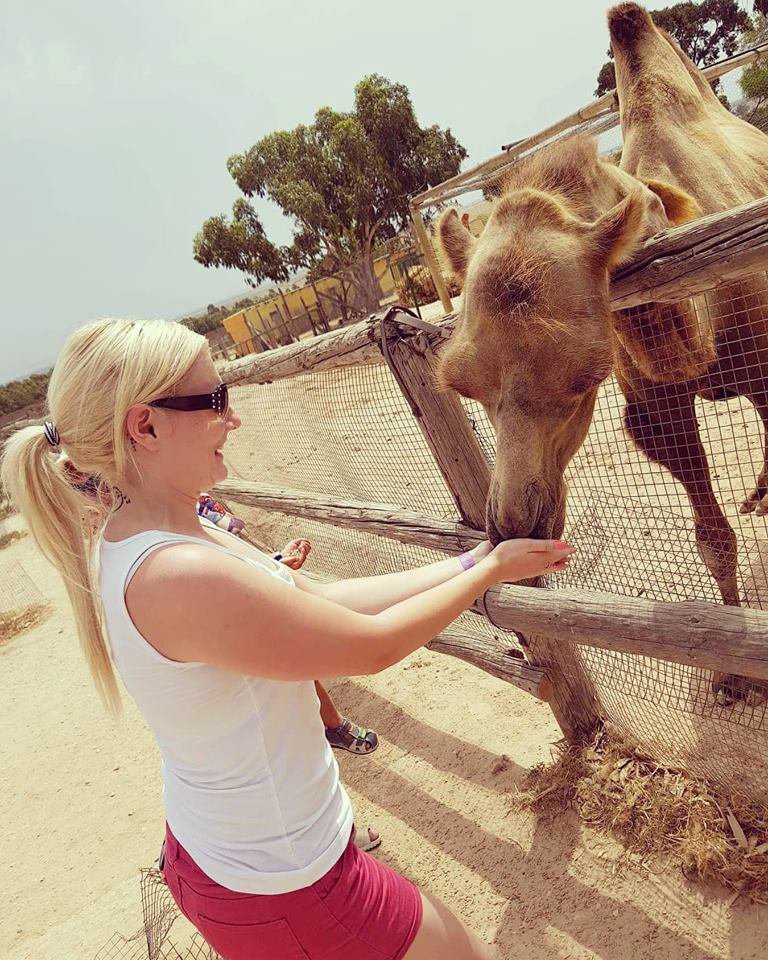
[{"xmin": 3, "ymin": 519, "xmax": 768, "ymax": 960}]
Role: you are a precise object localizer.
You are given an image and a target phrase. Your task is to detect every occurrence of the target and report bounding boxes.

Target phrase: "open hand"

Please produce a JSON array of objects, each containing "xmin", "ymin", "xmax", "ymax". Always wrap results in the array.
[
  {"xmin": 279, "ymin": 538, "xmax": 312, "ymax": 570},
  {"xmin": 488, "ymin": 538, "xmax": 574, "ymax": 583}
]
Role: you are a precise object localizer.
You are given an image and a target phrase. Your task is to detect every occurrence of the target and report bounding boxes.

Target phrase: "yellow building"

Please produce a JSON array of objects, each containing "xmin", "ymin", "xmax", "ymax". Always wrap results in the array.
[{"xmin": 222, "ymin": 250, "xmax": 407, "ymax": 356}]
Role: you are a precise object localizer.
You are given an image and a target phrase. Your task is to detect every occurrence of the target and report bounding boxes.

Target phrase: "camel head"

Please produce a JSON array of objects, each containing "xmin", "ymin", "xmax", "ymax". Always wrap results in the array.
[
  {"xmin": 608, "ymin": 2, "xmax": 768, "ymax": 211},
  {"xmin": 608, "ymin": 3, "xmax": 722, "ymax": 129},
  {"xmin": 435, "ymin": 138, "xmax": 697, "ymax": 544}
]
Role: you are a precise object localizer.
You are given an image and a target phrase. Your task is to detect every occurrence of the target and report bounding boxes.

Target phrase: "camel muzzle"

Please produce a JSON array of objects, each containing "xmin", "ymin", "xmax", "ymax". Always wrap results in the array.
[{"xmin": 607, "ymin": 2, "xmax": 654, "ymax": 49}]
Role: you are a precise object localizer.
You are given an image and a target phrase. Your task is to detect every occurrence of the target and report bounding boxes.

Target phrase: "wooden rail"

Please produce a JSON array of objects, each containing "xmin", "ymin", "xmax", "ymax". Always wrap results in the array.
[
  {"xmin": 214, "ymin": 479, "xmax": 768, "ymax": 682},
  {"xmin": 610, "ymin": 196, "xmax": 768, "ymax": 308},
  {"xmin": 213, "ymin": 480, "xmax": 483, "ymax": 552},
  {"xmin": 479, "ymin": 585, "xmax": 768, "ymax": 684}
]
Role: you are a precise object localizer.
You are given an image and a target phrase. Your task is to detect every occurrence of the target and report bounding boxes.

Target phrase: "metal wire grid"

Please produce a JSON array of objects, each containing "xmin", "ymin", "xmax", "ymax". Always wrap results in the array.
[
  {"xmin": 225, "ymin": 363, "xmax": 462, "ymax": 519},
  {"xmin": 94, "ymin": 870, "xmax": 221, "ymax": 960}
]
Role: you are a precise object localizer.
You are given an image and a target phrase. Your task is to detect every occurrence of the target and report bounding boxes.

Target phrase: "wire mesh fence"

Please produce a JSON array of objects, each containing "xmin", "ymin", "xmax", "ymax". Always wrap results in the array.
[
  {"xmin": 226, "ymin": 363, "xmax": 460, "ymax": 519},
  {"xmin": 221, "ymin": 287, "xmax": 768, "ymax": 801},
  {"xmin": 93, "ymin": 870, "xmax": 222, "ymax": 960}
]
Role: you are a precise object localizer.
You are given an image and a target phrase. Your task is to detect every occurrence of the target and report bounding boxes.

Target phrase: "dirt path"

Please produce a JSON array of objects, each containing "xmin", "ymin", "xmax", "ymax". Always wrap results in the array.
[{"xmin": 2, "ymin": 522, "xmax": 768, "ymax": 959}]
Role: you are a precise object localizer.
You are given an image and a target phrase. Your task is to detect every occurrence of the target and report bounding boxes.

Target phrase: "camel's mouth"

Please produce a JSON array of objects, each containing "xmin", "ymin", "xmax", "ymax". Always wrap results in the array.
[
  {"xmin": 485, "ymin": 501, "xmax": 562, "ymax": 556},
  {"xmin": 608, "ymin": 2, "xmax": 654, "ymax": 50}
]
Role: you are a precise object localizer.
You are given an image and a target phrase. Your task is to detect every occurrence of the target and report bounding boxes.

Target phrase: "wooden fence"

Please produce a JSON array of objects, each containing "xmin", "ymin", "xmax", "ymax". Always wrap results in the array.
[{"xmin": 214, "ymin": 200, "xmax": 768, "ymax": 744}]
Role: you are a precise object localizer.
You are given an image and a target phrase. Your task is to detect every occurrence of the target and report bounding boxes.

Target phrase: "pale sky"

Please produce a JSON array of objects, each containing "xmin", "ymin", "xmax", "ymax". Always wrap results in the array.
[{"xmin": 0, "ymin": 0, "xmax": 731, "ymax": 383}]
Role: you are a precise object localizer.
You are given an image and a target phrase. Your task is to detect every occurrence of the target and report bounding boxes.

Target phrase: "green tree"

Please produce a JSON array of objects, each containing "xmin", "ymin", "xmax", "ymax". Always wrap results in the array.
[
  {"xmin": 194, "ymin": 75, "xmax": 467, "ymax": 313},
  {"xmin": 735, "ymin": 12, "xmax": 768, "ymax": 131},
  {"xmin": 594, "ymin": 0, "xmax": 751, "ymax": 97}
]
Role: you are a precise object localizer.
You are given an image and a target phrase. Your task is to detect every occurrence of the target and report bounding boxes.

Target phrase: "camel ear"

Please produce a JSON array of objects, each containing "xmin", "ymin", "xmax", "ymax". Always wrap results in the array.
[
  {"xmin": 437, "ymin": 208, "xmax": 477, "ymax": 282},
  {"xmin": 589, "ymin": 189, "xmax": 646, "ymax": 271},
  {"xmin": 640, "ymin": 178, "xmax": 701, "ymax": 225}
]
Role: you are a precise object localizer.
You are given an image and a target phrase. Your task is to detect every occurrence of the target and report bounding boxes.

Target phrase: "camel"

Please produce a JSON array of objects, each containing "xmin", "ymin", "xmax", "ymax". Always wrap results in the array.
[
  {"xmin": 610, "ymin": 2, "xmax": 768, "ymax": 699},
  {"xmin": 436, "ymin": 4, "xmax": 768, "ymax": 704}
]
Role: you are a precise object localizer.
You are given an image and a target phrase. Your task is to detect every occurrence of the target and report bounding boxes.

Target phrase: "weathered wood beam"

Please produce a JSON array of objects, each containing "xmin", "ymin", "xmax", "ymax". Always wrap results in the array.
[
  {"xmin": 410, "ymin": 205, "xmax": 453, "ymax": 314},
  {"xmin": 428, "ymin": 628, "xmax": 547, "ymax": 699},
  {"xmin": 212, "ymin": 480, "xmax": 483, "ymax": 552},
  {"xmin": 385, "ymin": 334, "xmax": 491, "ymax": 529},
  {"xmin": 477, "ymin": 584, "xmax": 768, "ymax": 683},
  {"xmin": 611, "ymin": 196, "xmax": 768, "ymax": 309},
  {"xmin": 221, "ymin": 312, "xmax": 383, "ymax": 386}
]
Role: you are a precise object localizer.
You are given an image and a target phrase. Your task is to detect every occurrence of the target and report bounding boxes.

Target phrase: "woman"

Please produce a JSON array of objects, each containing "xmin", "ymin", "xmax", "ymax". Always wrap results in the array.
[{"xmin": 1, "ymin": 318, "xmax": 573, "ymax": 960}]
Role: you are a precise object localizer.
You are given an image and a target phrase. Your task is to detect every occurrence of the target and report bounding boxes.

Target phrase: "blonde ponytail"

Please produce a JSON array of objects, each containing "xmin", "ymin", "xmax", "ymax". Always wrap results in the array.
[{"xmin": 0, "ymin": 318, "xmax": 206, "ymax": 713}]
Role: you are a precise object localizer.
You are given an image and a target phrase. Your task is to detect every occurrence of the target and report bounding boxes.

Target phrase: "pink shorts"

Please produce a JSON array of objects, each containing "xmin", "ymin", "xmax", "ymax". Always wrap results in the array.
[{"xmin": 162, "ymin": 824, "xmax": 423, "ymax": 960}]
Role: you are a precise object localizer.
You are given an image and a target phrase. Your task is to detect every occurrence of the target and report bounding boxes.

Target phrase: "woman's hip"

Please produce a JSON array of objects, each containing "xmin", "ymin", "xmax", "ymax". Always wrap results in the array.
[{"xmin": 161, "ymin": 823, "xmax": 422, "ymax": 960}]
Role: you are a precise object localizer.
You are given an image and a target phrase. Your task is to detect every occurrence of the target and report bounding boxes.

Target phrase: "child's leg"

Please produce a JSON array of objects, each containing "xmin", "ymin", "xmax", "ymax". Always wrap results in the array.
[
  {"xmin": 316, "ymin": 681, "xmax": 379, "ymax": 755},
  {"xmin": 315, "ymin": 680, "xmax": 343, "ymax": 728}
]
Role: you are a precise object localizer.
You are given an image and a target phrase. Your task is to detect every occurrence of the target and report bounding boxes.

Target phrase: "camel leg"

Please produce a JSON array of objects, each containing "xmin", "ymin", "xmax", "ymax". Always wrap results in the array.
[
  {"xmin": 739, "ymin": 395, "xmax": 768, "ymax": 516},
  {"xmin": 623, "ymin": 389, "xmax": 738, "ymax": 605},
  {"xmin": 622, "ymin": 389, "xmax": 766, "ymax": 706}
]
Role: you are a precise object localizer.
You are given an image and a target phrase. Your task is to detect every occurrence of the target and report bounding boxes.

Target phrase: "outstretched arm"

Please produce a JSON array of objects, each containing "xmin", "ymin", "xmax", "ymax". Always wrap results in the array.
[{"xmin": 292, "ymin": 541, "xmax": 493, "ymax": 613}]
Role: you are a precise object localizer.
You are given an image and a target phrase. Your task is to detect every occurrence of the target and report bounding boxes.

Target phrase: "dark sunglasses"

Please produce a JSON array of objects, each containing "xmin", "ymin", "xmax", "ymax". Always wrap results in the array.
[{"xmin": 149, "ymin": 382, "xmax": 229, "ymax": 416}]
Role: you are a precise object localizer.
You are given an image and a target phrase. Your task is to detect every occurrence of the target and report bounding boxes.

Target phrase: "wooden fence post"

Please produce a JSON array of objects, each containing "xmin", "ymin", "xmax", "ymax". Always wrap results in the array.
[
  {"xmin": 385, "ymin": 321, "xmax": 600, "ymax": 741},
  {"xmin": 526, "ymin": 637, "xmax": 600, "ymax": 741},
  {"xmin": 385, "ymin": 331, "xmax": 490, "ymax": 530},
  {"xmin": 410, "ymin": 204, "xmax": 453, "ymax": 315},
  {"xmin": 252, "ymin": 303, "xmax": 274, "ymax": 349},
  {"xmin": 310, "ymin": 282, "xmax": 331, "ymax": 332},
  {"xmin": 277, "ymin": 288, "xmax": 298, "ymax": 342},
  {"xmin": 300, "ymin": 295, "xmax": 320, "ymax": 336}
]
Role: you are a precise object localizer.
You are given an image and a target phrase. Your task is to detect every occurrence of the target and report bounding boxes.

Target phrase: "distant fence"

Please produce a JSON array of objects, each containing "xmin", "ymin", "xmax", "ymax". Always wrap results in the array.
[{"xmin": 212, "ymin": 245, "xmax": 441, "ymax": 363}]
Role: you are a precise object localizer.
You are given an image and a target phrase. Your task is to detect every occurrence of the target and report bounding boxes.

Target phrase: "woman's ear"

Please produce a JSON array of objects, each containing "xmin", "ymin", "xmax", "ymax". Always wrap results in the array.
[{"xmin": 125, "ymin": 405, "xmax": 158, "ymax": 449}]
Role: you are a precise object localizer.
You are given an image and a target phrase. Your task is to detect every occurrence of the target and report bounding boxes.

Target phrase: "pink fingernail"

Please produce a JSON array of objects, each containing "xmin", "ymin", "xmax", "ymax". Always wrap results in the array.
[{"xmin": 554, "ymin": 540, "xmax": 570, "ymax": 549}]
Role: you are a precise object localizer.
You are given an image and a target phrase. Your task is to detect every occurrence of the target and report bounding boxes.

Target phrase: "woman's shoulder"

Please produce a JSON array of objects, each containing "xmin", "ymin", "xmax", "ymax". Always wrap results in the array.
[{"xmin": 122, "ymin": 538, "xmax": 294, "ymax": 667}]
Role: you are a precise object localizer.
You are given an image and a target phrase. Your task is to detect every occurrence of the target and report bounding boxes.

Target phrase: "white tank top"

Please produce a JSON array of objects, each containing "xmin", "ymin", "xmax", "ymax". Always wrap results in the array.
[{"xmin": 98, "ymin": 517, "xmax": 353, "ymax": 894}]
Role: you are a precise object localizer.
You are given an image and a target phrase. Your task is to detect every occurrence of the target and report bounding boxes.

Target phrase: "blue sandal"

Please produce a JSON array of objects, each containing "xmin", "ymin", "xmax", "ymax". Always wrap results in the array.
[{"xmin": 325, "ymin": 718, "xmax": 379, "ymax": 755}]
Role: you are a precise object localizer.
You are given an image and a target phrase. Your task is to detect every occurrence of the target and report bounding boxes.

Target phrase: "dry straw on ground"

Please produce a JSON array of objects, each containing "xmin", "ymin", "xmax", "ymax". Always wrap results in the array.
[
  {"xmin": 0, "ymin": 530, "xmax": 27, "ymax": 550},
  {"xmin": 515, "ymin": 725, "xmax": 768, "ymax": 902},
  {"xmin": 0, "ymin": 603, "xmax": 51, "ymax": 646}
]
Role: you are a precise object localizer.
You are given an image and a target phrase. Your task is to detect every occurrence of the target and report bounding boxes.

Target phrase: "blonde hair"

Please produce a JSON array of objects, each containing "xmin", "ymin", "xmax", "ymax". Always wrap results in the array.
[{"xmin": 0, "ymin": 318, "xmax": 207, "ymax": 713}]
